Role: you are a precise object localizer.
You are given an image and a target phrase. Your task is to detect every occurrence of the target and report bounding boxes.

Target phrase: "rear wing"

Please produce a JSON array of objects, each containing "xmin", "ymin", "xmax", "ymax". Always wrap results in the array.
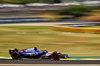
[{"xmin": 9, "ymin": 48, "xmax": 19, "ymax": 54}]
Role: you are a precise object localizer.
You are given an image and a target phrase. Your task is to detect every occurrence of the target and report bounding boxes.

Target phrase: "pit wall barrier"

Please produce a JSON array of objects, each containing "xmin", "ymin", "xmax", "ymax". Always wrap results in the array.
[
  {"xmin": 0, "ymin": 19, "xmax": 88, "ymax": 23},
  {"xmin": 0, "ymin": 17, "xmax": 99, "ymax": 23},
  {"xmin": 55, "ymin": 26, "xmax": 100, "ymax": 34},
  {"xmin": 0, "ymin": 18, "xmax": 46, "ymax": 23}
]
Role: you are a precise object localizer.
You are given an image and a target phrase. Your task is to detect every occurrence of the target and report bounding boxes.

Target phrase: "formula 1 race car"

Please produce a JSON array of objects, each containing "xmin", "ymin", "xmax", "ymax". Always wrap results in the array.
[{"xmin": 9, "ymin": 47, "xmax": 70, "ymax": 60}]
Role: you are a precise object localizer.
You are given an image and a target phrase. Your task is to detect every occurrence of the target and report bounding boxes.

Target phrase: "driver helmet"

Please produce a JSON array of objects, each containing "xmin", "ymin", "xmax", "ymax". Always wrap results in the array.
[{"xmin": 34, "ymin": 47, "xmax": 37, "ymax": 51}]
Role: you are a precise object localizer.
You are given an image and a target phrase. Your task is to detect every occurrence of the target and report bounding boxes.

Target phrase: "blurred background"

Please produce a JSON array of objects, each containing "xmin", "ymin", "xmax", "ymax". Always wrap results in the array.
[
  {"xmin": 0, "ymin": 0, "xmax": 100, "ymax": 58},
  {"xmin": 0, "ymin": 0, "xmax": 100, "ymax": 21}
]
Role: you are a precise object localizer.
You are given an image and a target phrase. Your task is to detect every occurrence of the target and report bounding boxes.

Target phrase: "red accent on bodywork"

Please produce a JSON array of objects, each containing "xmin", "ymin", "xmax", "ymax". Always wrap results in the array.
[
  {"xmin": 20, "ymin": 51, "xmax": 23, "ymax": 52},
  {"xmin": 45, "ymin": 56, "xmax": 49, "ymax": 58},
  {"xmin": 48, "ymin": 53, "xmax": 52, "ymax": 54}
]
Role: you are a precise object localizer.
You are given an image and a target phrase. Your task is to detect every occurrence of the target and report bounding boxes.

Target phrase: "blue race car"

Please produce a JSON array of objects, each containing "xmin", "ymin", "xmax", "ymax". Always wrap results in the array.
[{"xmin": 9, "ymin": 47, "xmax": 70, "ymax": 60}]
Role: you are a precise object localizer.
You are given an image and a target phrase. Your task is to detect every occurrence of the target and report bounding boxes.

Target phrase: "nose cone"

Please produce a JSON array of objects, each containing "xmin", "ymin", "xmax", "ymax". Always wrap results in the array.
[
  {"xmin": 67, "ymin": 56, "xmax": 71, "ymax": 58},
  {"xmin": 65, "ymin": 55, "xmax": 71, "ymax": 58}
]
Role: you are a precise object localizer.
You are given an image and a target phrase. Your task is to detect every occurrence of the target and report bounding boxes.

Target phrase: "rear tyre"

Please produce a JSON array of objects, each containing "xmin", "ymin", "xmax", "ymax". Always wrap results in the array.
[
  {"xmin": 11, "ymin": 52, "xmax": 19, "ymax": 59},
  {"xmin": 51, "ymin": 52, "xmax": 59, "ymax": 60}
]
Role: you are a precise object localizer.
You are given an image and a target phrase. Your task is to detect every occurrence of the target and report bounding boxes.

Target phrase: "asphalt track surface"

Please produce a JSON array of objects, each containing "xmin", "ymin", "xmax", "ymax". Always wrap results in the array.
[{"xmin": 0, "ymin": 59, "xmax": 100, "ymax": 64}]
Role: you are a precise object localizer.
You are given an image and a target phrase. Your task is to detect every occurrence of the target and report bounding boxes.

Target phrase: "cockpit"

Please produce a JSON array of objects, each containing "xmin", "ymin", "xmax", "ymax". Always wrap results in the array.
[{"xmin": 25, "ymin": 48, "xmax": 35, "ymax": 51}]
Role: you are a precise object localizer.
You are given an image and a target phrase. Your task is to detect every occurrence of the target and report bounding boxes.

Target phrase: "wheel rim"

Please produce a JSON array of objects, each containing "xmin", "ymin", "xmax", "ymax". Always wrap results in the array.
[
  {"xmin": 51, "ymin": 52, "xmax": 59, "ymax": 60},
  {"xmin": 11, "ymin": 52, "xmax": 18, "ymax": 59}
]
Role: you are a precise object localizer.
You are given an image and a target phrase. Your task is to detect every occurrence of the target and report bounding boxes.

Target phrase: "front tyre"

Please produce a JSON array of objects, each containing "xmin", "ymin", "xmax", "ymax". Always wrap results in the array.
[{"xmin": 51, "ymin": 52, "xmax": 59, "ymax": 60}]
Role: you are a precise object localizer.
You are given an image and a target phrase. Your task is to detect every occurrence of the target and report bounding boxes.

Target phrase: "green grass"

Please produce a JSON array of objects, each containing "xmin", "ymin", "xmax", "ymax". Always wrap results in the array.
[{"xmin": 0, "ymin": 26, "xmax": 100, "ymax": 57}]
